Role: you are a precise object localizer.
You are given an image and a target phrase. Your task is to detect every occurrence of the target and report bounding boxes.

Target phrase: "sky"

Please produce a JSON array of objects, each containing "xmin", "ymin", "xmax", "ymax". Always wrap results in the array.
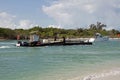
[{"xmin": 0, "ymin": 0, "xmax": 120, "ymax": 29}]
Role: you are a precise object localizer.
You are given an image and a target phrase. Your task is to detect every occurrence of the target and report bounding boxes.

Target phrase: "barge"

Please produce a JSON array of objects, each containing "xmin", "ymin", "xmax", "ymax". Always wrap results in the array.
[{"xmin": 16, "ymin": 31, "xmax": 95, "ymax": 47}]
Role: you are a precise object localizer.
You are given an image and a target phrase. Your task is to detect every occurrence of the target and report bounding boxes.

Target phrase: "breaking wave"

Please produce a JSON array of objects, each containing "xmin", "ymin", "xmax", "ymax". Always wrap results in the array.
[
  {"xmin": 64, "ymin": 68, "xmax": 120, "ymax": 80},
  {"xmin": 83, "ymin": 69, "xmax": 120, "ymax": 80}
]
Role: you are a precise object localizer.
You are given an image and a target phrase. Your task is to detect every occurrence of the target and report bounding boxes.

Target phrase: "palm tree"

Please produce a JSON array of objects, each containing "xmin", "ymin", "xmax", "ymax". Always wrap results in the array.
[{"xmin": 96, "ymin": 22, "xmax": 106, "ymax": 30}]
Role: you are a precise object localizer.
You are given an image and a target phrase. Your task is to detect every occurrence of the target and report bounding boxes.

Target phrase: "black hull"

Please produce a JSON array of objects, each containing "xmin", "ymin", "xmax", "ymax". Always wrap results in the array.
[{"xmin": 18, "ymin": 41, "xmax": 92, "ymax": 47}]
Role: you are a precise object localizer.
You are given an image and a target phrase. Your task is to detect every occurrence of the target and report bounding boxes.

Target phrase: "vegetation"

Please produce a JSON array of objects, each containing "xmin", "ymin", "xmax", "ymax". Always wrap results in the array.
[
  {"xmin": 0, "ymin": 28, "xmax": 16, "ymax": 39},
  {"xmin": 0, "ymin": 22, "xmax": 120, "ymax": 40}
]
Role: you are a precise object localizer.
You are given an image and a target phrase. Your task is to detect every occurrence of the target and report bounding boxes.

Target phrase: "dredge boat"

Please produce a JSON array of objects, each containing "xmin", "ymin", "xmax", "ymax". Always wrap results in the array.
[{"xmin": 16, "ymin": 31, "xmax": 95, "ymax": 47}]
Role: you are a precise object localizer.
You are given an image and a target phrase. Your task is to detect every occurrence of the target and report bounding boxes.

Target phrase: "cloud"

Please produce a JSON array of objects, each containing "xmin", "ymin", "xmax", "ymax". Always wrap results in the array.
[
  {"xmin": 48, "ymin": 24, "xmax": 61, "ymax": 28},
  {"xmin": 18, "ymin": 20, "xmax": 34, "ymax": 29},
  {"xmin": 42, "ymin": 0, "xmax": 120, "ymax": 29},
  {"xmin": 42, "ymin": 3, "xmax": 73, "ymax": 25},
  {"xmin": 0, "ymin": 12, "xmax": 16, "ymax": 29},
  {"xmin": 0, "ymin": 12, "xmax": 16, "ymax": 19},
  {"xmin": 0, "ymin": 12, "xmax": 35, "ymax": 29}
]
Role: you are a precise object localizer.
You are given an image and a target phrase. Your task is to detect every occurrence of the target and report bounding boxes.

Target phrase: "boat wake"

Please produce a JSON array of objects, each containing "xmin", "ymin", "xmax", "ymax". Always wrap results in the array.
[
  {"xmin": 0, "ymin": 42, "xmax": 16, "ymax": 49},
  {"xmin": 0, "ymin": 46, "xmax": 11, "ymax": 49}
]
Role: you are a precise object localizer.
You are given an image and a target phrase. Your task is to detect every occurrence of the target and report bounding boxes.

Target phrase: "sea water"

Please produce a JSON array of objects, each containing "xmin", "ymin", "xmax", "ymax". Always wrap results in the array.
[{"xmin": 0, "ymin": 40, "xmax": 120, "ymax": 80}]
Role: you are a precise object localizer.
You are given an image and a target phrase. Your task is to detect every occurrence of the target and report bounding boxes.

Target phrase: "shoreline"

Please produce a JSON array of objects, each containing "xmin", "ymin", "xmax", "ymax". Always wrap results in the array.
[
  {"xmin": 0, "ymin": 39, "xmax": 7, "ymax": 41},
  {"xmin": 0, "ymin": 37, "xmax": 120, "ymax": 42}
]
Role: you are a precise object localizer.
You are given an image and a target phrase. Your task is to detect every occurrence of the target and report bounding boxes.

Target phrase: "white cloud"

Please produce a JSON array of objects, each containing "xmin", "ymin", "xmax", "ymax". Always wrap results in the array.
[
  {"xmin": 18, "ymin": 20, "xmax": 34, "ymax": 29},
  {"xmin": 48, "ymin": 24, "xmax": 61, "ymax": 28},
  {"xmin": 0, "ymin": 12, "xmax": 16, "ymax": 19},
  {"xmin": 42, "ymin": 3, "xmax": 73, "ymax": 26},
  {"xmin": 42, "ymin": 0, "xmax": 120, "ymax": 29},
  {"xmin": 0, "ymin": 12, "xmax": 35, "ymax": 29},
  {"xmin": 0, "ymin": 12, "xmax": 16, "ymax": 29}
]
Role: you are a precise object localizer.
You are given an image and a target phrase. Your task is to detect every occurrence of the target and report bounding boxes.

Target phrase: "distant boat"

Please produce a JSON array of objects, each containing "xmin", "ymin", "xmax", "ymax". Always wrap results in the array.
[{"xmin": 95, "ymin": 33, "xmax": 109, "ymax": 41}]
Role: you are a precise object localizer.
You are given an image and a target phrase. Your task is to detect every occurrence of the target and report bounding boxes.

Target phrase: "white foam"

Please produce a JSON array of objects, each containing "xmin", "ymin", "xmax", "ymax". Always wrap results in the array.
[
  {"xmin": 63, "ymin": 68, "xmax": 120, "ymax": 80},
  {"xmin": 83, "ymin": 69, "xmax": 120, "ymax": 80}
]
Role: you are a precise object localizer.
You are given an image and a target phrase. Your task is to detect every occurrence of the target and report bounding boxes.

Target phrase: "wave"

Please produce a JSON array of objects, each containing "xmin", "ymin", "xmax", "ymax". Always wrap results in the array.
[
  {"xmin": 64, "ymin": 68, "xmax": 120, "ymax": 80},
  {"xmin": 83, "ymin": 69, "xmax": 120, "ymax": 80}
]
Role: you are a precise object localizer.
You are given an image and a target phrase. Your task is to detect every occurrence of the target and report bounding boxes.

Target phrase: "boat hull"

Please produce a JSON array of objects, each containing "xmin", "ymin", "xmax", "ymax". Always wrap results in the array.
[{"xmin": 16, "ymin": 41, "xmax": 92, "ymax": 47}]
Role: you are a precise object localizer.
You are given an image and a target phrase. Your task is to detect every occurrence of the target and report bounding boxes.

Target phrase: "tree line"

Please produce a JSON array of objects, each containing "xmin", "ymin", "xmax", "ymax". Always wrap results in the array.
[{"xmin": 0, "ymin": 22, "xmax": 120, "ymax": 40}]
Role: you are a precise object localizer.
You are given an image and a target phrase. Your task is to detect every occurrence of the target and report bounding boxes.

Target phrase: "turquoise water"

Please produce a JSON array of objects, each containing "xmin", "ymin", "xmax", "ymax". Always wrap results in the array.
[{"xmin": 0, "ymin": 40, "xmax": 120, "ymax": 80}]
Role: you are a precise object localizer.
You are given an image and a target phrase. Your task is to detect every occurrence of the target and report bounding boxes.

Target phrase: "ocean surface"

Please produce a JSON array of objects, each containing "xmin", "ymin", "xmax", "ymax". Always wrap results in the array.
[{"xmin": 0, "ymin": 40, "xmax": 120, "ymax": 80}]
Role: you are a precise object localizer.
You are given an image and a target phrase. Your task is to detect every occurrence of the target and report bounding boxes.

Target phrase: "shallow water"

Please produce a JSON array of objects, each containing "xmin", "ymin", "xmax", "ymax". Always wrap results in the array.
[{"xmin": 0, "ymin": 40, "xmax": 120, "ymax": 80}]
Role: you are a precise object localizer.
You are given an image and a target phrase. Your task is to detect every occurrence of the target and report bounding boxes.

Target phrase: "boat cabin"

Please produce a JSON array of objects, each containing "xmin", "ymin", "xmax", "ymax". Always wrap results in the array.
[{"xmin": 29, "ymin": 31, "xmax": 39, "ymax": 42}]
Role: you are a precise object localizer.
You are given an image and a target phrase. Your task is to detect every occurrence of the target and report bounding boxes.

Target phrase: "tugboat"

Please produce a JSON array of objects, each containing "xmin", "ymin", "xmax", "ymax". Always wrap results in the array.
[{"xmin": 16, "ymin": 31, "xmax": 95, "ymax": 47}]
